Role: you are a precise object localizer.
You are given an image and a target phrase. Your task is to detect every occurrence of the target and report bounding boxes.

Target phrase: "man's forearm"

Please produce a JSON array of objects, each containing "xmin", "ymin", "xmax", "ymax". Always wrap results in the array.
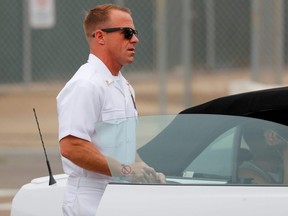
[{"xmin": 60, "ymin": 135, "xmax": 112, "ymax": 176}]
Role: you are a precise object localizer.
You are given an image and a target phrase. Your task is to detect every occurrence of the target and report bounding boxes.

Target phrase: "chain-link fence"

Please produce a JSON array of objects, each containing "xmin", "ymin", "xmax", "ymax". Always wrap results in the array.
[{"xmin": 1, "ymin": 0, "xmax": 287, "ymax": 85}]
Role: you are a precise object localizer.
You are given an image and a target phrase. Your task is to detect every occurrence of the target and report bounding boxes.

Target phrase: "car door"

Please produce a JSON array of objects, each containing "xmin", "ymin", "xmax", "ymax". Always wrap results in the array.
[{"xmin": 97, "ymin": 115, "xmax": 288, "ymax": 216}]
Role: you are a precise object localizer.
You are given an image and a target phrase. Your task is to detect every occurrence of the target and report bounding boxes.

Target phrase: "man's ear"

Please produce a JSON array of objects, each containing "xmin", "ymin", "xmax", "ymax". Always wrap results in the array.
[{"xmin": 94, "ymin": 30, "xmax": 105, "ymax": 45}]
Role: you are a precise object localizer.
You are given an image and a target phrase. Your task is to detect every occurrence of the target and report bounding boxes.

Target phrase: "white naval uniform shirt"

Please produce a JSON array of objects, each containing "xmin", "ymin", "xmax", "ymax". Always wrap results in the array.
[{"xmin": 57, "ymin": 54, "xmax": 138, "ymax": 180}]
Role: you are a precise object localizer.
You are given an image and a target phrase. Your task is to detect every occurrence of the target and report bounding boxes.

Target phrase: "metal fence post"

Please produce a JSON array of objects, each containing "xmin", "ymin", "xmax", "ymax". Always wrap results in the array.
[
  {"xmin": 156, "ymin": 0, "xmax": 167, "ymax": 114},
  {"xmin": 23, "ymin": 0, "xmax": 32, "ymax": 83},
  {"xmin": 182, "ymin": 0, "xmax": 192, "ymax": 107},
  {"xmin": 251, "ymin": 0, "xmax": 260, "ymax": 82}
]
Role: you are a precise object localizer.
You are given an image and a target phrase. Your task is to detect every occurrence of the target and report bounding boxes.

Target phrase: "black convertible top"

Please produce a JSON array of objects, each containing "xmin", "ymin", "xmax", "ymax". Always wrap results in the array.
[{"xmin": 180, "ymin": 86, "xmax": 288, "ymax": 126}]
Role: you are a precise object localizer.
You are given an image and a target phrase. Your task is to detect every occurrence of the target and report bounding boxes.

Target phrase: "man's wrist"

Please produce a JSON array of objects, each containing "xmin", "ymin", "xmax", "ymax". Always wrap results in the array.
[{"xmin": 120, "ymin": 164, "xmax": 132, "ymax": 176}]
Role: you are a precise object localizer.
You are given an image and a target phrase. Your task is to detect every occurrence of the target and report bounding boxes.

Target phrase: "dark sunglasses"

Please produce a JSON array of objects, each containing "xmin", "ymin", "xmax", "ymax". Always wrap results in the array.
[{"xmin": 101, "ymin": 27, "xmax": 138, "ymax": 40}]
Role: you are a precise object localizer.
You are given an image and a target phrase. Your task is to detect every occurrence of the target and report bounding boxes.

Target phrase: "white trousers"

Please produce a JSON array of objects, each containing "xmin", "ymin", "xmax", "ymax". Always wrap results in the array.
[{"xmin": 62, "ymin": 176, "xmax": 108, "ymax": 216}]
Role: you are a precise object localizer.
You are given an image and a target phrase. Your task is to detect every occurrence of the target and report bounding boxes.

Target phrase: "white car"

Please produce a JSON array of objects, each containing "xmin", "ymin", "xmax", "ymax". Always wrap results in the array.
[{"xmin": 11, "ymin": 87, "xmax": 288, "ymax": 216}]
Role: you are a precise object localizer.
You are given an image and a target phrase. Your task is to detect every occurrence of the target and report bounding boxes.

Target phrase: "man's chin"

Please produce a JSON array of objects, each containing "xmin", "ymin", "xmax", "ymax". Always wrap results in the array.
[{"xmin": 125, "ymin": 58, "xmax": 135, "ymax": 65}]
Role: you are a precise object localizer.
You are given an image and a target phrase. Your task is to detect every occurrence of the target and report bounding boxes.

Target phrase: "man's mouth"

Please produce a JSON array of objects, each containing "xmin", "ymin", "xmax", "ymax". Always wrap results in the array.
[{"xmin": 128, "ymin": 48, "xmax": 135, "ymax": 52}]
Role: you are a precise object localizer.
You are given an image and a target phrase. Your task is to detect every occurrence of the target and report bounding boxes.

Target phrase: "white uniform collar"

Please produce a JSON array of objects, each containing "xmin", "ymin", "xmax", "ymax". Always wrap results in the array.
[{"xmin": 87, "ymin": 53, "xmax": 127, "ymax": 86}]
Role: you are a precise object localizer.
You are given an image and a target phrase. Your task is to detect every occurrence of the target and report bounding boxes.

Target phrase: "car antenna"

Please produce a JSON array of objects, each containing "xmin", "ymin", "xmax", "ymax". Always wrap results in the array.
[{"xmin": 33, "ymin": 108, "xmax": 56, "ymax": 186}]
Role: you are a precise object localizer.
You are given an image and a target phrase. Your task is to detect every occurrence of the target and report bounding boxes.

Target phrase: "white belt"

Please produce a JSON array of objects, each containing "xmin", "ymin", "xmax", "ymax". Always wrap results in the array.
[{"xmin": 67, "ymin": 176, "xmax": 109, "ymax": 190}]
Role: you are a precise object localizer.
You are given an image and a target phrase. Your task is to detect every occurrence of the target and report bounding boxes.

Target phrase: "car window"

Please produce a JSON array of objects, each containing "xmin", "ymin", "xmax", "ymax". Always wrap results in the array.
[
  {"xmin": 183, "ymin": 127, "xmax": 237, "ymax": 181},
  {"xmin": 238, "ymin": 121, "xmax": 288, "ymax": 184},
  {"xmin": 100, "ymin": 114, "xmax": 288, "ymax": 185}
]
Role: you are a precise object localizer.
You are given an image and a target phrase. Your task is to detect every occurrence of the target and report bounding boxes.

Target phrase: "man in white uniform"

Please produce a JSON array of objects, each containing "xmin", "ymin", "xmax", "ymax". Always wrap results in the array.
[{"xmin": 57, "ymin": 4, "xmax": 165, "ymax": 216}]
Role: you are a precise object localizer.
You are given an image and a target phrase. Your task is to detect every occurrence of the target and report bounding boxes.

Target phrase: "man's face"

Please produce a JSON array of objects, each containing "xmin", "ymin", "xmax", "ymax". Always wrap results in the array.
[
  {"xmin": 264, "ymin": 129, "xmax": 288, "ymax": 149},
  {"xmin": 103, "ymin": 9, "xmax": 139, "ymax": 69}
]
